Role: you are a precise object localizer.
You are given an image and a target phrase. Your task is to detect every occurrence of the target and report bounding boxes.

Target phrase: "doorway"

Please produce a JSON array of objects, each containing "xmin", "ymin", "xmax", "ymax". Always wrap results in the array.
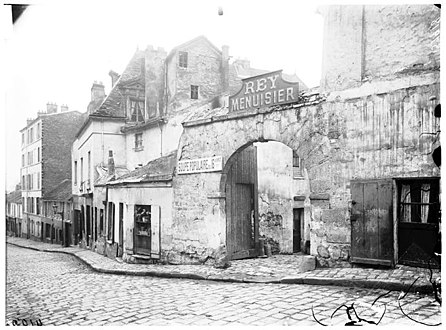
[{"xmin": 293, "ymin": 208, "xmax": 304, "ymax": 253}]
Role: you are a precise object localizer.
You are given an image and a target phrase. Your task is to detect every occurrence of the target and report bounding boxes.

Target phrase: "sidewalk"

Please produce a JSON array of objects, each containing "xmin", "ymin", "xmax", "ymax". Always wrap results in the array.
[{"xmin": 6, "ymin": 236, "xmax": 440, "ymax": 293}]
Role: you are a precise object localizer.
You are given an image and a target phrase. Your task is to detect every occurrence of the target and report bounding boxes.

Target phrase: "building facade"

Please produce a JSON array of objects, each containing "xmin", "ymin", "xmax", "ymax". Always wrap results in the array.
[
  {"xmin": 169, "ymin": 4, "xmax": 440, "ymax": 267},
  {"xmin": 20, "ymin": 103, "xmax": 85, "ymax": 243},
  {"xmin": 6, "ymin": 187, "xmax": 23, "ymax": 237}
]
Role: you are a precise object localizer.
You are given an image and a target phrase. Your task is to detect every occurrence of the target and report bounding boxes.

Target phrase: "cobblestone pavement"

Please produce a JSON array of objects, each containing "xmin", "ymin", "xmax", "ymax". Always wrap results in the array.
[
  {"xmin": 7, "ymin": 236, "xmax": 440, "ymax": 292},
  {"xmin": 6, "ymin": 245, "xmax": 441, "ymax": 326}
]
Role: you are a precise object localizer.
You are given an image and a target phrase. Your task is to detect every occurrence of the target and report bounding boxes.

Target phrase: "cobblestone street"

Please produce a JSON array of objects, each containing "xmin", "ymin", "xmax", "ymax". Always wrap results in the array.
[{"xmin": 6, "ymin": 245, "xmax": 441, "ymax": 326}]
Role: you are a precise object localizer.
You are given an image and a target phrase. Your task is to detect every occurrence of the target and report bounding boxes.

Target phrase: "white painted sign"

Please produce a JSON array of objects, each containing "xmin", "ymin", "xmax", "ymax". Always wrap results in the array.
[{"xmin": 177, "ymin": 156, "xmax": 223, "ymax": 174}]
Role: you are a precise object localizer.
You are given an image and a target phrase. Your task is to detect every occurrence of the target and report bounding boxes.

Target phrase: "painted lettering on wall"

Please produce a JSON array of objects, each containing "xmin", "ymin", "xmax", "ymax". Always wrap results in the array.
[
  {"xmin": 177, "ymin": 156, "xmax": 223, "ymax": 174},
  {"xmin": 229, "ymin": 70, "xmax": 300, "ymax": 112}
]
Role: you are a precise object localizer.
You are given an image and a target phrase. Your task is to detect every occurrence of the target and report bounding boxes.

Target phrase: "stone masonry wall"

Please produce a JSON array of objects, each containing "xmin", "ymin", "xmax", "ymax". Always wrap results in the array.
[
  {"xmin": 173, "ymin": 72, "xmax": 439, "ymax": 266},
  {"xmin": 320, "ymin": 5, "xmax": 440, "ymax": 93}
]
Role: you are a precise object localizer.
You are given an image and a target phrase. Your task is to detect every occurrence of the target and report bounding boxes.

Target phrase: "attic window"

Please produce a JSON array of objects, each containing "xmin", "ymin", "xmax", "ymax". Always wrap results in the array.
[
  {"xmin": 130, "ymin": 99, "xmax": 145, "ymax": 122},
  {"xmin": 179, "ymin": 51, "xmax": 188, "ymax": 68},
  {"xmin": 191, "ymin": 85, "xmax": 199, "ymax": 99}
]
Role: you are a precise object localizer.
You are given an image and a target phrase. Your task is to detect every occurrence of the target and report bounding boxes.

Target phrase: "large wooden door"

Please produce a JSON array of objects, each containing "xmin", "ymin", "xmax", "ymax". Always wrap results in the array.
[
  {"xmin": 134, "ymin": 205, "xmax": 151, "ymax": 255},
  {"xmin": 351, "ymin": 180, "xmax": 394, "ymax": 266},
  {"xmin": 226, "ymin": 145, "xmax": 258, "ymax": 260}
]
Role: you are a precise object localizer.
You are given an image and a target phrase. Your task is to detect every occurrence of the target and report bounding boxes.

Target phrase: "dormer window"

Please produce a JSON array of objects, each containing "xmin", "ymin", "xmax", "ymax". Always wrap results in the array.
[
  {"xmin": 179, "ymin": 51, "xmax": 188, "ymax": 68},
  {"xmin": 130, "ymin": 99, "xmax": 145, "ymax": 122}
]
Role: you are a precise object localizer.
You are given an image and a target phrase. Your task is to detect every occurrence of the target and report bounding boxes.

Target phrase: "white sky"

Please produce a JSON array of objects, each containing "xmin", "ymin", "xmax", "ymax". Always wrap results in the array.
[{"xmin": 3, "ymin": 0, "xmax": 326, "ymax": 192}]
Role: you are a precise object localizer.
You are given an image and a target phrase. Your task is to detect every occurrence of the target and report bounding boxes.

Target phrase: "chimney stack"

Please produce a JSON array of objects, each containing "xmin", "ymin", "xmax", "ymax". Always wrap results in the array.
[
  {"xmin": 60, "ymin": 104, "xmax": 69, "ymax": 112},
  {"xmin": 46, "ymin": 102, "xmax": 58, "ymax": 114},
  {"xmin": 26, "ymin": 118, "xmax": 33, "ymax": 126},
  {"xmin": 108, "ymin": 150, "xmax": 115, "ymax": 176},
  {"xmin": 91, "ymin": 81, "xmax": 105, "ymax": 103},
  {"xmin": 108, "ymin": 71, "xmax": 120, "ymax": 88}
]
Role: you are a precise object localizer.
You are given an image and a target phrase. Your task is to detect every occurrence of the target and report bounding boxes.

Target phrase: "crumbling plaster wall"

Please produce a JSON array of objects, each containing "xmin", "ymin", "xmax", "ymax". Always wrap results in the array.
[{"xmin": 256, "ymin": 141, "xmax": 294, "ymax": 254}]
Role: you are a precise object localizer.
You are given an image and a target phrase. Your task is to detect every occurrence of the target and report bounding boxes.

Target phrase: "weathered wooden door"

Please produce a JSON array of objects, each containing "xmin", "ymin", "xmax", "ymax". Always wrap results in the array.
[
  {"xmin": 151, "ymin": 205, "xmax": 161, "ymax": 259},
  {"xmin": 351, "ymin": 180, "xmax": 394, "ymax": 266},
  {"xmin": 226, "ymin": 145, "xmax": 258, "ymax": 260},
  {"xmin": 118, "ymin": 203, "xmax": 124, "ymax": 257}
]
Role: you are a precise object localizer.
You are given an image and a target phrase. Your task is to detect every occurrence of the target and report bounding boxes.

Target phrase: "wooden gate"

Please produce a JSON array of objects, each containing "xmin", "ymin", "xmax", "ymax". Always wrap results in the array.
[
  {"xmin": 226, "ymin": 145, "xmax": 259, "ymax": 260},
  {"xmin": 351, "ymin": 179, "xmax": 394, "ymax": 266}
]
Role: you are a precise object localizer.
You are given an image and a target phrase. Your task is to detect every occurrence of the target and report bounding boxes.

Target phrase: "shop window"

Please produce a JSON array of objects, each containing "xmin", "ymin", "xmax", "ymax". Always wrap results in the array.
[
  {"xmin": 398, "ymin": 178, "xmax": 440, "ymax": 224},
  {"xmin": 134, "ymin": 133, "xmax": 143, "ymax": 151},
  {"xmin": 191, "ymin": 85, "xmax": 199, "ymax": 99},
  {"xmin": 134, "ymin": 205, "xmax": 151, "ymax": 255},
  {"xmin": 179, "ymin": 51, "xmax": 188, "ymax": 68},
  {"xmin": 293, "ymin": 150, "xmax": 303, "ymax": 178},
  {"xmin": 130, "ymin": 99, "xmax": 145, "ymax": 122}
]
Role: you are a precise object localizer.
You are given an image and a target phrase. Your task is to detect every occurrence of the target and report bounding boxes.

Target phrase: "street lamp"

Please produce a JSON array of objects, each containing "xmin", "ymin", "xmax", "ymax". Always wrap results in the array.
[{"xmin": 52, "ymin": 204, "xmax": 64, "ymax": 247}]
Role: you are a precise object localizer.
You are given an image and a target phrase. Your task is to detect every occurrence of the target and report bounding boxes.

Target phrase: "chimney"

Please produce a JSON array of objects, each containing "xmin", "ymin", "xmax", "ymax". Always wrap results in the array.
[
  {"xmin": 108, "ymin": 150, "xmax": 115, "ymax": 176},
  {"xmin": 26, "ymin": 118, "xmax": 33, "ymax": 126},
  {"xmin": 60, "ymin": 104, "xmax": 69, "ymax": 112},
  {"xmin": 91, "ymin": 81, "xmax": 105, "ymax": 103},
  {"xmin": 46, "ymin": 102, "xmax": 58, "ymax": 114},
  {"xmin": 108, "ymin": 71, "xmax": 120, "ymax": 88}
]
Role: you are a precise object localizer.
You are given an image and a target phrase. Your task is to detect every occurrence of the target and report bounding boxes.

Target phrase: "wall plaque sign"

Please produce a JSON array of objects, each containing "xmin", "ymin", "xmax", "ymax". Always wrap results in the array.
[
  {"xmin": 229, "ymin": 70, "xmax": 300, "ymax": 112},
  {"xmin": 177, "ymin": 156, "xmax": 223, "ymax": 174}
]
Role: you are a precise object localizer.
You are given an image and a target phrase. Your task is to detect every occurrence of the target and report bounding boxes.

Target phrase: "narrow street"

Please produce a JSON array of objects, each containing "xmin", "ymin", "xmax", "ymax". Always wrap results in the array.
[{"xmin": 6, "ymin": 245, "xmax": 441, "ymax": 326}]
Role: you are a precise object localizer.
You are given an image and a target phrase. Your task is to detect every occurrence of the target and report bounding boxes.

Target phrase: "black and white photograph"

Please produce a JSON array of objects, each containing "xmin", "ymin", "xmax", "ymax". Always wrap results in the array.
[{"xmin": 3, "ymin": 0, "xmax": 442, "ymax": 326}]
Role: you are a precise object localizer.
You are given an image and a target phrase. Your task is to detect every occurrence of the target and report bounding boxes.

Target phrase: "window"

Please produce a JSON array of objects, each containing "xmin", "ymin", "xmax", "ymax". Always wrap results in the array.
[
  {"xmin": 191, "ymin": 85, "xmax": 199, "ymax": 99},
  {"xmin": 88, "ymin": 151, "xmax": 91, "ymax": 181},
  {"xmin": 134, "ymin": 133, "xmax": 143, "ymax": 151},
  {"xmin": 100, "ymin": 209, "xmax": 104, "ymax": 236},
  {"xmin": 80, "ymin": 157, "xmax": 84, "ymax": 185},
  {"xmin": 36, "ymin": 198, "xmax": 40, "ymax": 215},
  {"xmin": 22, "ymin": 154, "xmax": 25, "ymax": 167},
  {"xmin": 22, "ymin": 175, "xmax": 25, "ymax": 189},
  {"xmin": 29, "ymin": 127, "xmax": 34, "ymax": 143},
  {"xmin": 28, "ymin": 151, "xmax": 32, "ymax": 165},
  {"xmin": 293, "ymin": 150, "xmax": 303, "ymax": 178},
  {"xmin": 398, "ymin": 179, "xmax": 440, "ymax": 223},
  {"xmin": 107, "ymin": 202, "xmax": 115, "ymax": 242},
  {"xmin": 74, "ymin": 161, "xmax": 78, "ymax": 185},
  {"xmin": 179, "ymin": 51, "xmax": 188, "ymax": 68},
  {"xmin": 37, "ymin": 123, "xmax": 41, "ymax": 139},
  {"xmin": 37, "ymin": 147, "xmax": 40, "ymax": 162},
  {"xmin": 22, "ymin": 133, "xmax": 25, "ymax": 146},
  {"xmin": 130, "ymin": 99, "xmax": 145, "ymax": 122}
]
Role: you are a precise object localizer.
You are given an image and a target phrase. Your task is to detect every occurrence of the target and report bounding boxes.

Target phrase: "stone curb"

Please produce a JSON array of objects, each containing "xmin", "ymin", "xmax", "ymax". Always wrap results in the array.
[{"xmin": 6, "ymin": 242, "xmax": 433, "ymax": 293}]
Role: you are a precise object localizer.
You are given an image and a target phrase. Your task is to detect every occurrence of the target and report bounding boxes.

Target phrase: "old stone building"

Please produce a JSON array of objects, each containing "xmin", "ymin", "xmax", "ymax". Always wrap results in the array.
[
  {"xmin": 72, "ymin": 36, "xmax": 307, "ymax": 262},
  {"xmin": 20, "ymin": 104, "xmax": 85, "ymax": 243},
  {"xmin": 168, "ymin": 4, "xmax": 440, "ymax": 267}
]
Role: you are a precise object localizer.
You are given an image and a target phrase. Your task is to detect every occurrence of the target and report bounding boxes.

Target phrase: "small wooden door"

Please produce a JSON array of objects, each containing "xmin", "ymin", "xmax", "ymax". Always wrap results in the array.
[
  {"xmin": 293, "ymin": 208, "xmax": 303, "ymax": 253},
  {"xmin": 351, "ymin": 180, "xmax": 394, "ymax": 266},
  {"xmin": 118, "ymin": 203, "xmax": 124, "ymax": 257},
  {"xmin": 151, "ymin": 206, "xmax": 161, "ymax": 259}
]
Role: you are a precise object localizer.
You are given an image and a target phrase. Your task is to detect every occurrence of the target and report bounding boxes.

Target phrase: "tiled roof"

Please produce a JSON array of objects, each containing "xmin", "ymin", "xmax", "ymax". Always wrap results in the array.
[
  {"xmin": 42, "ymin": 179, "xmax": 72, "ymax": 201},
  {"xmin": 108, "ymin": 151, "xmax": 177, "ymax": 185},
  {"xmin": 6, "ymin": 190, "xmax": 22, "ymax": 204},
  {"xmin": 94, "ymin": 166, "xmax": 130, "ymax": 186},
  {"xmin": 93, "ymin": 50, "xmax": 146, "ymax": 118}
]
